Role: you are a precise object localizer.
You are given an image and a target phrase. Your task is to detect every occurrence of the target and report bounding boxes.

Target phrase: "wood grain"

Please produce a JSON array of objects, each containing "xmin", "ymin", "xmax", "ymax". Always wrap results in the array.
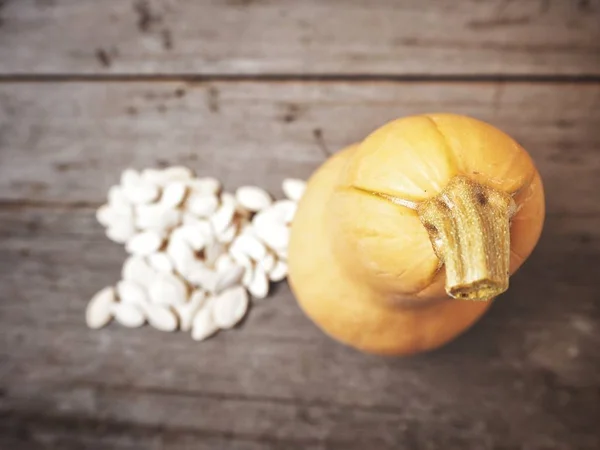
[
  {"xmin": 0, "ymin": 80, "xmax": 599, "ymax": 449},
  {"xmin": 0, "ymin": 0, "xmax": 599, "ymax": 76},
  {"xmin": 1, "ymin": 81, "xmax": 599, "ymax": 214},
  {"xmin": 1, "ymin": 208, "xmax": 599, "ymax": 448}
]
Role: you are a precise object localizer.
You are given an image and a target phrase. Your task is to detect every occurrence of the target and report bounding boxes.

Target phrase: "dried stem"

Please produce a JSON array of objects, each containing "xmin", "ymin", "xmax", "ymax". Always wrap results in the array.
[{"xmin": 418, "ymin": 176, "xmax": 514, "ymax": 301}]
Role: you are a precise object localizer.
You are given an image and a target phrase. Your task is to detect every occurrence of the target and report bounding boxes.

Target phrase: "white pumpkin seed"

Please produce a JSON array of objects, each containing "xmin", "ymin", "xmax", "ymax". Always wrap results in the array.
[
  {"xmin": 248, "ymin": 265, "xmax": 269, "ymax": 299},
  {"xmin": 162, "ymin": 166, "xmax": 194, "ymax": 183},
  {"xmin": 188, "ymin": 177, "xmax": 220, "ymax": 195},
  {"xmin": 282, "ymin": 178, "xmax": 306, "ymax": 202},
  {"xmin": 108, "ymin": 185, "xmax": 132, "ymax": 211},
  {"xmin": 136, "ymin": 204, "xmax": 182, "ymax": 231},
  {"xmin": 220, "ymin": 192, "xmax": 236, "ymax": 207},
  {"xmin": 217, "ymin": 222, "xmax": 237, "ymax": 244},
  {"xmin": 271, "ymin": 200, "xmax": 297, "ymax": 224},
  {"xmin": 116, "ymin": 280, "xmax": 148, "ymax": 307},
  {"xmin": 184, "ymin": 261, "xmax": 218, "ymax": 292},
  {"xmin": 160, "ymin": 181, "xmax": 187, "ymax": 208},
  {"xmin": 252, "ymin": 220, "xmax": 289, "ymax": 251},
  {"xmin": 212, "ymin": 286, "xmax": 249, "ymax": 329},
  {"xmin": 176, "ymin": 290, "xmax": 208, "ymax": 332},
  {"xmin": 178, "ymin": 223, "xmax": 210, "ymax": 251},
  {"xmin": 147, "ymin": 252, "xmax": 174, "ymax": 273},
  {"xmin": 210, "ymin": 201, "xmax": 235, "ymax": 234},
  {"xmin": 258, "ymin": 251, "xmax": 276, "ymax": 273},
  {"xmin": 148, "ymin": 272, "xmax": 189, "ymax": 306},
  {"xmin": 166, "ymin": 230, "xmax": 196, "ymax": 275},
  {"xmin": 112, "ymin": 302, "xmax": 146, "ymax": 328},
  {"xmin": 191, "ymin": 305, "xmax": 219, "ymax": 341},
  {"xmin": 229, "ymin": 244, "xmax": 251, "ymax": 267},
  {"xmin": 141, "ymin": 168, "xmax": 166, "ymax": 185},
  {"xmin": 205, "ymin": 241, "xmax": 226, "ymax": 267},
  {"xmin": 106, "ymin": 221, "xmax": 137, "ymax": 244},
  {"xmin": 235, "ymin": 186, "xmax": 272, "ymax": 212},
  {"xmin": 122, "ymin": 256, "xmax": 155, "ymax": 285},
  {"xmin": 186, "ymin": 193, "xmax": 219, "ymax": 218},
  {"xmin": 232, "ymin": 234, "xmax": 267, "ymax": 261},
  {"xmin": 120, "ymin": 169, "xmax": 141, "ymax": 187},
  {"xmin": 146, "ymin": 304, "xmax": 178, "ymax": 332},
  {"xmin": 96, "ymin": 204, "xmax": 117, "ymax": 227},
  {"xmin": 214, "ymin": 264, "xmax": 244, "ymax": 294},
  {"xmin": 85, "ymin": 286, "xmax": 116, "ymax": 329},
  {"xmin": 215, "ymin": 253, "xmax": 235, "ymax": 272},
  {"xmin": 252, "ymin": 209, "xmax": 280, "ymax": 232},
  {"xmin": 242, "ymin": 263, "xmax": 254, "ymax": 286},
  {"xmin": 269, "ymin": 260, "xmax": 288, "ymax": 282},
  {"xmin": 123, "ymin": 180, "xmax": 160, "ymax": 205},
  {"xmin": 126, "ymin": 230, "xmax": 164, "ymax": 255},
  {"xmin": 275, "ymin": 246, "xmax": 288, "ymax": 261}
]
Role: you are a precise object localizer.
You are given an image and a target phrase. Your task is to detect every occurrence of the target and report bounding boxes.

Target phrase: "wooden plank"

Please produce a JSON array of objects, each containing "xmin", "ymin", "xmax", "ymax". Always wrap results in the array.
[
  {"xmin": 0, "ymin": 206, "xmax": 599, "ymax": 448},
  {"xmin": 1, "ymin": 81, "xmax": 599, "ymax": 448},
  {"xmin": 0, "ymin": 0, "xmax": 599, "ymax": 76},
  {"xmin": 1, "ymin": 81, "xmax": 600, "ymax": 215}
]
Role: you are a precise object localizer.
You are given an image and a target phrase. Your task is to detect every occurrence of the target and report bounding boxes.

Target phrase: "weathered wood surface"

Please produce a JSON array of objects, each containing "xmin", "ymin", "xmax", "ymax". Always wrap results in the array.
[
  {"xmin": 1, "ymin": 82, "xmax": 600, "ymax": 214},
  {"xmin": 1, "ymin": 0, "xmax": 600, "ymax": 76},
  {"xmin": 1, "ymin": 81, "xmax": 600, "ymax": 449}
]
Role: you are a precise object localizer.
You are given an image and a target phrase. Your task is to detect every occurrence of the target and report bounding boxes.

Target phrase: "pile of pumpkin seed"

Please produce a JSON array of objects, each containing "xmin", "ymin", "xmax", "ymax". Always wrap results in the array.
[{"xmin": 86, "ymin": 166, "xmax": 305, "ymax": 341}]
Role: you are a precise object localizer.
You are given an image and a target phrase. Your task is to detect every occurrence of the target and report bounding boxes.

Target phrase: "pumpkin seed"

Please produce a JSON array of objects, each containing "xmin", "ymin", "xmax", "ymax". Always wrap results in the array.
[
  {"xmin": 166, "ymin": 231, "xmax": 196, "ymax": 276},
  {"xmin": 136, "ymin": 204, "xmax": 181, "ymax": 231},
  {"xmin": 106, "ymin": 221, "xmax": 137, "ymax": 244},
  {"xmin": 269, "ymin": 260, "xmax": 288, "ymax": 282},
  {"xmin": 141, "ymin": 168, "xmax": 166, "ymax": 185},
  {"xmin": 258, "ymin": 251, "xmax": 276, "ymax": 273},
  {"xmin": 112, "ymin": 302, "xmax": 146, "ymax": 328},
  {"xmin": 120, "ymin": 168, "xmax": 141, "ymax": 187},
  {"xmin": 252, "ymin": 219, "xmax": 289, "ymax": 251},
  {"xmin": 122, "ymin": 255, "xmax": 155, "ymax": 285},
  {"xmin": 85, "ymin": 286, "xmax": 116, "ymax": 329},
  {"xmin": 162, "ymin": 166, "xmax": 194, "ymax": 183},
  {"xmin": 248, "ymin": 265, "xmax": 269, "ymax": 299},
  {"xmin": 235, "ymin": 186, "xmax": 272, "ymax": 212},
  {"xmin": 217, "ymin": 222, "xmax": 238, "ymax": 244},
  {"xmin": 116, "ymin": 280, "xmax": 148, "ymax": 307},
  {"xmin": 205, "ymin": 241, "xmax": 226, "ymax": 267},
  {"xmin": 123, "ymin": 180, "xmax": 160, "ymax": 205},
  {"xmin": 232, "ymin": 234, "xmax": 266, "ymax": 261},
  {"xmin": 146, "ymin": 304, "xmax": 178, "ymax": 332},
  {"xmin": 160, "ymin": 181, "xmax": 187, "ymax": 208},
  {"xmin": 191, "ymin": 304, "xmax": 219, "ymax": 341},
  {"xmin": 96, "ymin": 205, "xmax": 118, "ymax": 227},
  {"xmin": 188, "ymin": 177, "xmax": 221, "ymax": 195},
  {"xmin": 212, "ymin": 286, "xmax": 248, "ymax": 329},
  {"xmin": 147, "ymin": 252, "xmax": 174, "ymax": 273},
  {"xmin": 126, "ymin": 230, "xmax": 164, "ymax": 255},
  {"xmin": 148, "ymin": 272, "xmax": 189, "ymax": 306},
  {"xmin": 214, "ymin": 264, "xmax": 244, "ymax": 294},
  {"xmin": 282, "ymin": 178, "xmax": 306, "ymax": 202},
  {"xmin": 176, "ymin": 290, "xmax": 208, "ymax": 332},
  {"xmin": 186, "ymin": 193, "xmax": 219, "ymax": 217},
  {"xmin": 108, "ymin": 185, "xmax": 132, "ymax": 211},
  {"xmin": 210, "ymin": 201, "xmax": 235, "ymax": 235}
]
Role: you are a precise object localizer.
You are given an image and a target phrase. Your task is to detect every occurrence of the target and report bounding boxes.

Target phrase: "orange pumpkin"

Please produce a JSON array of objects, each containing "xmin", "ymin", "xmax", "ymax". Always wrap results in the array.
[{"xmin": 288, "ymin": 114, "xmax": 545, "ymax": 355}]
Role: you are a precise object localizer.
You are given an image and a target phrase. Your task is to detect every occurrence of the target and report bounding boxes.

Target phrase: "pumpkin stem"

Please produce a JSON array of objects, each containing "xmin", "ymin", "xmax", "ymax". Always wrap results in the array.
[{"xmin": 417, "ymin": 176, "xmax": 515, "ymax": 301}]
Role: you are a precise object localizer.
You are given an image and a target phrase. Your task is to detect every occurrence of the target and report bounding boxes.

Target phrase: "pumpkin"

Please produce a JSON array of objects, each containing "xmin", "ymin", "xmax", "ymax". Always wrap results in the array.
[{"xmin": 287, "ymin": 114, "xmax": 545, "ymax": 355}]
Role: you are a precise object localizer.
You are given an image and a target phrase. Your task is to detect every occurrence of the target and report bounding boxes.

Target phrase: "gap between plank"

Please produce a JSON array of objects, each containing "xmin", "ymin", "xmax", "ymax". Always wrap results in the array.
[
  {"xmin": 0, "ymin": 73, "xmax": 600, "ymax": 83},
  {"xmin": 0, "ymin": 410, "xmax": 369, "ymax": 448},
  {"xmin": 0, "ymin": 199, "xmax": 596, "ymax": 219}
]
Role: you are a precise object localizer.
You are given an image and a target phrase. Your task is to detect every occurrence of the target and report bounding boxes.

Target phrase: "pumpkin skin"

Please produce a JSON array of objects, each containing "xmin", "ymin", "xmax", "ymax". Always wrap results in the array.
[{"xmin": 288, "ymin": 114, "xmax": 545, "ymax": 355}]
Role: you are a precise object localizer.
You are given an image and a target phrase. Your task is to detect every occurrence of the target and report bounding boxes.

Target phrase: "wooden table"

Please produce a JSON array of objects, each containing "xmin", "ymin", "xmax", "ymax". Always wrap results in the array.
[{"xmin": 1, "ymin": 1, "xmax": 599, "ymax": 449}]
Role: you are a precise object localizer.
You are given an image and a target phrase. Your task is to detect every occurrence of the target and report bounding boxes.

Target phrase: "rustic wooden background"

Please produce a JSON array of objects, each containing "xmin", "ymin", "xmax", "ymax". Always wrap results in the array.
[{"xmin": 1, "ymin": 1, "xmax": 599, "ymax": 449}]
